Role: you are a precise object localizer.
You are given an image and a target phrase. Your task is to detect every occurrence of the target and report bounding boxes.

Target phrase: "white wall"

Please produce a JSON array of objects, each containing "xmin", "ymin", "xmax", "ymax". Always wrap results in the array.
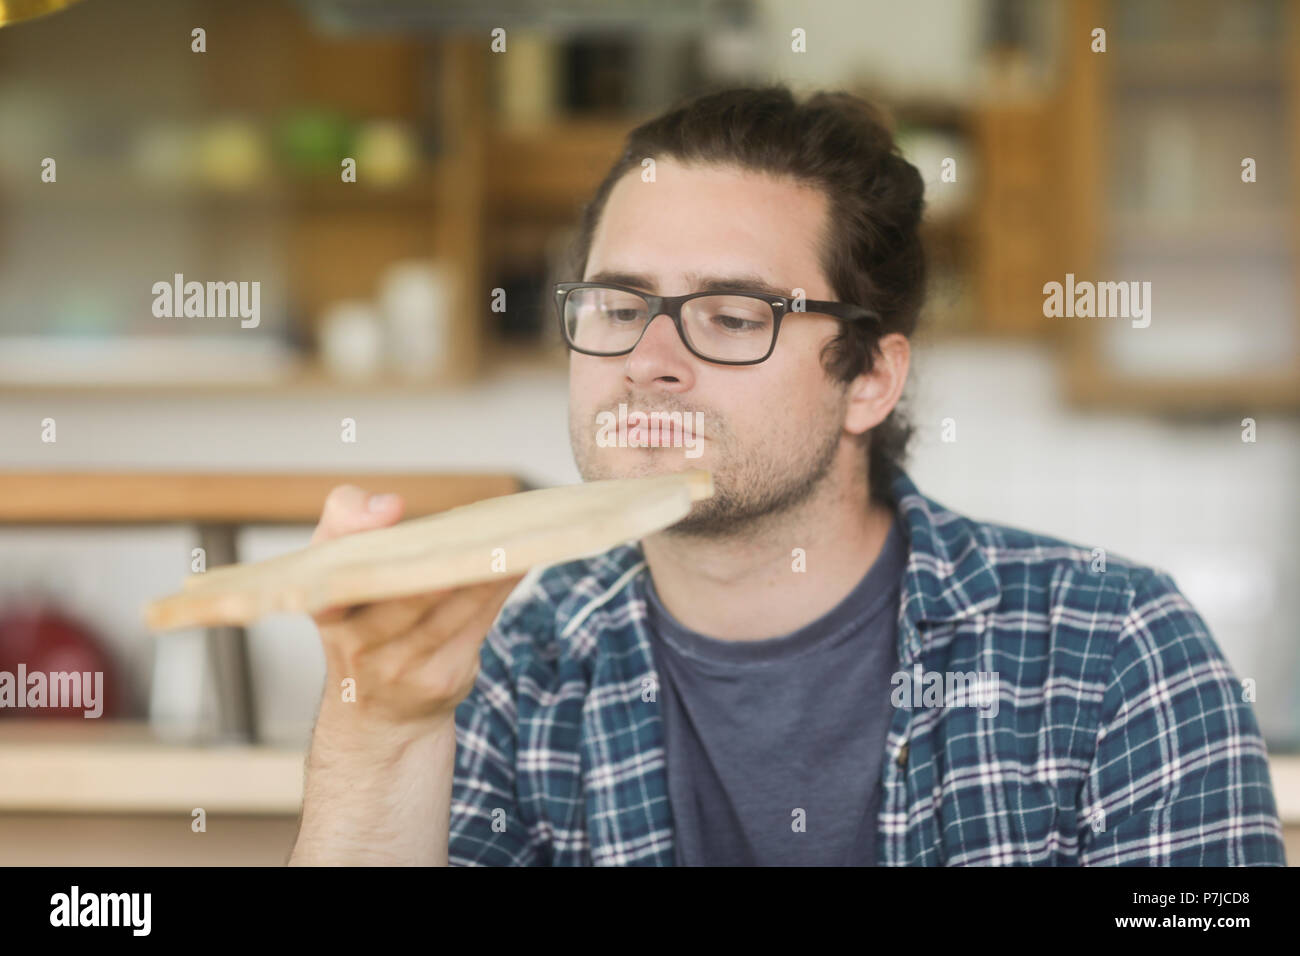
[{"xmin": 905, "ymin": 341, "xmax": 1299, "ymax": 749}]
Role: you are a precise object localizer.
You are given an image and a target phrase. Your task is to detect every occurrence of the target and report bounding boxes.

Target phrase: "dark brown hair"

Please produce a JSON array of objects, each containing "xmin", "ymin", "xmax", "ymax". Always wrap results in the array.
[{"xmin": 564, "ymin": 83, "xmax": 927, "ymax": 505}]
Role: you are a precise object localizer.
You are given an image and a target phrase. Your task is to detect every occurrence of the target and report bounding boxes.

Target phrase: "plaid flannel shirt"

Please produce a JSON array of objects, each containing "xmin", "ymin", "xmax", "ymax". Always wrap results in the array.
[{"xmin": 448, "ymin": 469, "xmax": 1287, "ymax": 866}]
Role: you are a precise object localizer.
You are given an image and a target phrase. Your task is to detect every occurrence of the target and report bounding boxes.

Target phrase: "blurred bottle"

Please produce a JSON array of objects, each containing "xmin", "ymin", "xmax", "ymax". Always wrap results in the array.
[
  {"xmin": 195, "ymin": 117, "xmax": 270, "ymax": 191},
  {"xmin": 129, "ymin": 121, "xmax": 201, "ymax": 189},
  {"xmin": 275, "ymin": 108, "xmax": 355, "ymax": 180},
  {"xmin": 353, "ymin": 119, "xmax": 420, "ymax": 187},
  {"xmin": 497, "ymin": 32, "xmax": 559, "ymax": 130},
  {"xmin": 700, "ymin": 0, "xmax": 764, "ymax": 84},
  {"xmin": 379, "ymin": 260, "xmax": 454, "ymax": 382},
  {"xmin": 318, "ymin": 300, "xmax": 385, "ymax": 382}
]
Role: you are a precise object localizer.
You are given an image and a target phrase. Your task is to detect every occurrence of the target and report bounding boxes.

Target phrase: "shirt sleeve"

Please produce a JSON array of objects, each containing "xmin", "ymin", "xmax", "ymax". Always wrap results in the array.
[
  {"xmin": 446, "ymin": 617, "xmax": 539, "ymax": 866},
  {"xmin": 1078, "ymin": 568, "xmax": 1286, "ymax": 866}
]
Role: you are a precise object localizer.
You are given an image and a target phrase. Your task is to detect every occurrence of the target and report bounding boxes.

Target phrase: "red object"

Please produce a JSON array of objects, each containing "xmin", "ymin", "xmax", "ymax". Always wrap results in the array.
[{"xmin": 0, "ymin": 599, "xmax": 121, "ymax": 719}]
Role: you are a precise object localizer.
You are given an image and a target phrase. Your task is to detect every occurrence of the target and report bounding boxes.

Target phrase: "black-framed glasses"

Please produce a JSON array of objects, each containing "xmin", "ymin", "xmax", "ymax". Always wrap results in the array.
[{"xmin": 554, "ymin": 281, "xmax": 881, "ymax": 366}]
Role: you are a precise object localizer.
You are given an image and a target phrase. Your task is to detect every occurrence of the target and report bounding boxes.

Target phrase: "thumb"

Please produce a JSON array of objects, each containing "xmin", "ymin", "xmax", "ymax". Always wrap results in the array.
[{"xmin": 311, "ymin": 485, "xmax": 405, "ymax": 546}]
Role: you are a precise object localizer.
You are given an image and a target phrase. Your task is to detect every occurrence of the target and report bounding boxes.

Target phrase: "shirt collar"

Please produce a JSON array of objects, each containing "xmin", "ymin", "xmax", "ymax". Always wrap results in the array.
[{"xmin": 888, "ymin": 468, "xmax": 1002, "ymax": 665}]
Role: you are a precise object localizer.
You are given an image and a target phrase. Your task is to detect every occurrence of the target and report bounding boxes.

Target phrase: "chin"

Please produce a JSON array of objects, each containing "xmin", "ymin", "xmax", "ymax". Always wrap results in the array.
[{"xmin": 582, "ymin": 448, "xmax": 710, "ymax": 482}]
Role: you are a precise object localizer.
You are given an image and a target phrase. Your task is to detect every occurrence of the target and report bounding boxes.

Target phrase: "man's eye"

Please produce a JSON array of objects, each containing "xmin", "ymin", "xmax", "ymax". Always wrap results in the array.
[
  {"xmin": 711, "ymin": 313, "xmax": 763, "ymax": 332},
  {"xmin": 605, "ymin": 309, "xmax": 644, "ymax": 323}
]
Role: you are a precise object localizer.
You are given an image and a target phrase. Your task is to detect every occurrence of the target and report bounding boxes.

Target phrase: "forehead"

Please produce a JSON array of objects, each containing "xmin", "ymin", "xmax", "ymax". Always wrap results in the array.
[{"xmin": 586, "ymin": 159, "xmax": 830, "ymax": 295}]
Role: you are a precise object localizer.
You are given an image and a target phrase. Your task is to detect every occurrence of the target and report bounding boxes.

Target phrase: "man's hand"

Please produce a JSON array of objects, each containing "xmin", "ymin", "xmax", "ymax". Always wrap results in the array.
[
  {"xmin": 289, "ymin": 484, "xmax": 523, "ymax": 866},
  {"xmin": 309, "ymin": 484, "xmax": 523, "ymax": 729}
]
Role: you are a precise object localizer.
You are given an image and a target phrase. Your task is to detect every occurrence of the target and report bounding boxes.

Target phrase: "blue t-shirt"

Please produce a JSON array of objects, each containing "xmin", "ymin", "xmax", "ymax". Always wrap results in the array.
[{"xmin": 643, "ymin": 515, "xmax": 906, "ymax": 866}]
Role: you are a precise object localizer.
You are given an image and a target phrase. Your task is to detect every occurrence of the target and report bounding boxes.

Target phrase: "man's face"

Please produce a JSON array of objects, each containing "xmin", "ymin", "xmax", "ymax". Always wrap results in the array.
[{"xmin": 568, "ymin": 158, "xmax": 860, "ymax": 537}]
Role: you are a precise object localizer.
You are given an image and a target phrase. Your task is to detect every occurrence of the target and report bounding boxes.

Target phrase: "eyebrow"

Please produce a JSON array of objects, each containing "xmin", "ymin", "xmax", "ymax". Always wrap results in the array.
[{"xmin": 586, "ymin": 270, "xmax": 789, "ymax": 299}]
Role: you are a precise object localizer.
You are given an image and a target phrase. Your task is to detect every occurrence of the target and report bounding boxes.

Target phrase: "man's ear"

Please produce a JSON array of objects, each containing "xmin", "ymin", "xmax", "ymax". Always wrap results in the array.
[{"xmin": 843, "ymin": 332, "xmax": 910, "ymax": 436}]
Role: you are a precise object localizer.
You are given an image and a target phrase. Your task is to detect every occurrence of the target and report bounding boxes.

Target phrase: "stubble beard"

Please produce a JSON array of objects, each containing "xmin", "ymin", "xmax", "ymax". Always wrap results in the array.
[
  {"xmin": 570, "ymin": 400, "xmax": 848, "ymax": 540},
  {"xmin": 665, "ymin": 418, "xmax": 843, "ymax": 538}
]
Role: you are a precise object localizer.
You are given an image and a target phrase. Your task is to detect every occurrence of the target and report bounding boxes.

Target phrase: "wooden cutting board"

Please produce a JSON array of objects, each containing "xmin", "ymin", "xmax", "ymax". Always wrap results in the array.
[{"xmin": 144, "ymin": 469, "xmax": 713, "ymax": 633}]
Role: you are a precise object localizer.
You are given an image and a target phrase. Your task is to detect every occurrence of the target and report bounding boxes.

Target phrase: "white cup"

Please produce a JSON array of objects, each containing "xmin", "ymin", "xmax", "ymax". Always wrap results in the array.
[{"xmin": 319, "ymin": 301, "xmax": 385, "ymax": 382}]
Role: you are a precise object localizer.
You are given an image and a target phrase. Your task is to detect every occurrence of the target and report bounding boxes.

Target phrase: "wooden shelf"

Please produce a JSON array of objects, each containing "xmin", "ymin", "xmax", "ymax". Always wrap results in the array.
[
  {"xmin": 0, "ymin": 470, "xmax": 524, "ymax": 524},
  {"xmin": 0, "ymin": 721, "xmax": 304, "ymax": 814},
  {"xmin": 1, "ymin": 164, "xmax": 446, "ymax": 212},
  {"xmin": 1108, "ymin": 210, "xmax": 1291, "ymax": 254},
  {"xmin": 1064, "ymin": 338, "xmax": 1300, "ymax": 413},
  {"xmin": 1273, "ymin": 752, "xmax": 1300, "ymax": 826},
  {"xmin": 0, "ymin": 348, "xmax": 567, "ymax": 396},
  {"xmin": 1115, "ymin": 50, "xmax": 1284, "ymax": 89}
]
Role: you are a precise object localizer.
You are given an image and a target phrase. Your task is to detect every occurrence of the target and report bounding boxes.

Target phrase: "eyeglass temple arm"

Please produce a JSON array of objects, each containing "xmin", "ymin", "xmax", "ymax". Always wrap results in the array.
[{"xmin": 800, "ymin": 300, "xmax": 882, "ymax": 325}]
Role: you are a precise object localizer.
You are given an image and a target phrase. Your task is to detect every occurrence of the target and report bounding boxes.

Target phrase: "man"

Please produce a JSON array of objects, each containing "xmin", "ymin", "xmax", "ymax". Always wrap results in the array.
[{"xmin": 290, "ymin": 85, "xmax": 1286, "ymax": 866}]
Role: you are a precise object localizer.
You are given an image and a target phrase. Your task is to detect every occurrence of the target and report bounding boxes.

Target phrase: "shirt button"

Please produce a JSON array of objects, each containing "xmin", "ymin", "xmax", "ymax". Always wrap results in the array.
[{"xmin": 896, "ymin": 742, "xmax": 909, "ymax": 768}]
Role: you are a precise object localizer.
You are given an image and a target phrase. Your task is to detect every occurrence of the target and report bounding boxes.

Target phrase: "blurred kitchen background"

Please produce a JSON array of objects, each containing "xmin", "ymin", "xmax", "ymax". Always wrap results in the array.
[{"xmin": 0, "ymin": 0, "xmax": 1297, "ymax": 864}]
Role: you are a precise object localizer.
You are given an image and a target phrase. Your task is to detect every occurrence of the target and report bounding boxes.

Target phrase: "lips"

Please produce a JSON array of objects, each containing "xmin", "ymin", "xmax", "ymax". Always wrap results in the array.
[
  {"xmin": 629, "ymin": 423, "xmax": 674, "ymax": 446},
  {"xmin": 626, "ymin": 415, "xmax": 702, "ymax": 446}
]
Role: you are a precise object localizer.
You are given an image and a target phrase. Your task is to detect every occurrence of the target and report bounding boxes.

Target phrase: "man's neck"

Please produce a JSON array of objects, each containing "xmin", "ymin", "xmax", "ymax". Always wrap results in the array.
[{"xmin": 640, "ymin": 466, "xmax": 896, "ymax": 640}]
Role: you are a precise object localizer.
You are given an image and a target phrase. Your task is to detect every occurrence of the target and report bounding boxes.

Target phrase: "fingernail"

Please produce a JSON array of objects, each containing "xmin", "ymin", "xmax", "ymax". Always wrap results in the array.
[{"xmin": 368, "ymin": 493, "xmax": 398, "ymax": 512}]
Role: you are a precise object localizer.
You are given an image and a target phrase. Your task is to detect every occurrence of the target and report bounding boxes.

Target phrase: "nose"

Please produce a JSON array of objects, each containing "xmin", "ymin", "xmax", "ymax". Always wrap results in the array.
[{"xmin": 624, "ymin": 312, "xmax": 694, "ymax": 391}]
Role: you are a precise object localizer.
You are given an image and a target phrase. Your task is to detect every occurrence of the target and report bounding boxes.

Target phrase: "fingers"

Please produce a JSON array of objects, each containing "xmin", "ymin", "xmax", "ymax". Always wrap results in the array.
[
  {"xmin": 410, "ymin": 572, "xmax": 522, "ymax": 639},
  {"xmin": 326, "ymin": 573, "xmax": 523, "ymax": 646},
  {"xmin": 309, "ymin": 485, "xmax": 406, "ymax": 624},
  {"xmin": 434, "ymin": 575, "xmax": 525, "ymax": 656},
  {"xmin": 402, "ymin": 576, "xmax": 526, "ymax": 692},
  {"xmin": 311, "ymin": 484, "xmax": 405, "ymax": 546},
  {"xmin": 315, "ymin": 567, "xmax": 523, "ymax": 643},
  {"xmin": 403, "ymin": 574, "xmax": 525, "ymax": 671},
  {"xmin": 322, "ymin": 587, "xmax": 453, "ymax": 639},
  {"xmin": 318, "ymin": 573, "xmax": 527, "ymax": 723}
]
